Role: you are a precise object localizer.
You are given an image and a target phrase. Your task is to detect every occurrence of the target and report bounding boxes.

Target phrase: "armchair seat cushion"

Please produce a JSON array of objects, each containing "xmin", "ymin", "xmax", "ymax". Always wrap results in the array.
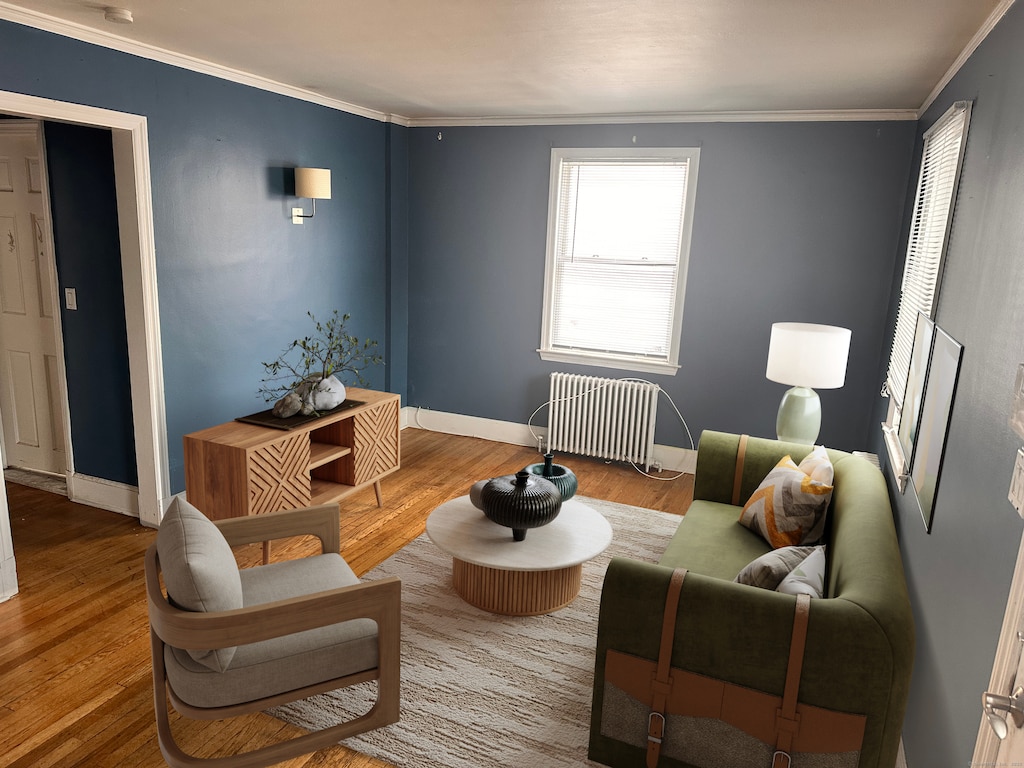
[{"xmin": 165, "ymin": 553, "xmax": 379, "ymax": 709}]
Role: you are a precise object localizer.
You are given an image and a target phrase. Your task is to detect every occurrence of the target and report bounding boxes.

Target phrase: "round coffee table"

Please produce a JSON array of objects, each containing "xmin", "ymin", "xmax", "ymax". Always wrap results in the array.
[{"xmin": 426, "ymin": 495, "xmax": 613, "ymax": 615}]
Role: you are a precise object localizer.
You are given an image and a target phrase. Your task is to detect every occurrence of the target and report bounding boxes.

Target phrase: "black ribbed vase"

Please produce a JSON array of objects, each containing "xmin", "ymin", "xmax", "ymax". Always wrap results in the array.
[{"xmin": 480, "ymin": 470, "xmax": 562, "ymax": 541}]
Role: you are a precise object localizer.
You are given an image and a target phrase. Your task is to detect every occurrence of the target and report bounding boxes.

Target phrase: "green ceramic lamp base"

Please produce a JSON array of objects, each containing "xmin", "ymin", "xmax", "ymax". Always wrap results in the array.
[{"xmin": 776, "ymin": 386, "xmax": 821, "ymax": 444}]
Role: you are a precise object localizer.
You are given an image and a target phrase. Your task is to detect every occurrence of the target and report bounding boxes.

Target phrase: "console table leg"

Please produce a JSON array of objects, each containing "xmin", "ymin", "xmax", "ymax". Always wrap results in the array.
[{"xmin": 374, "ymin": 481, "xmax": 383, "ymax": 507}]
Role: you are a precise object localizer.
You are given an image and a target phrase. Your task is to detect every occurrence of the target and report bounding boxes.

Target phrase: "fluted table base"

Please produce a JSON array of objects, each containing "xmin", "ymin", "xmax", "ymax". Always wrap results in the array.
[{"xmin": 452, "ymin": 558, "xmax": 582, "ymax": 616}]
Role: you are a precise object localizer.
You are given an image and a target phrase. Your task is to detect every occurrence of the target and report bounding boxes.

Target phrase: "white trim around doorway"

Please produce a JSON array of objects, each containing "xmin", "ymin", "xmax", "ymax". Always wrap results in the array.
[{"xmin": 0, "ymin": 90, "xmax": 170, "ymax": 531}]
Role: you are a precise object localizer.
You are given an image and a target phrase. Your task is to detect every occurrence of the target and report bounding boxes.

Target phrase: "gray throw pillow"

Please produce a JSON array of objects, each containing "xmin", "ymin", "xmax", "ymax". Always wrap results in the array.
[
  {"xmin": 777, "ymin": 546, "xmax": 827, "ymax": 598},
  {"xmin": 156, "ymin": 497, "xmax": 242, "ymax": 672},
  {"xmin": 734, "ymin": 545, "xmax": 817, "ymax": 590}
]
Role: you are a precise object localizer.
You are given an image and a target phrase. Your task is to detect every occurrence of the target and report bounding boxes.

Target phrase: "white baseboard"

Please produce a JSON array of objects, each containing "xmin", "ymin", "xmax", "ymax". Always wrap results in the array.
[
  {"xmin": 67, "ymin": 473, "xmax": 140, "ymax": 519},
  {"xmin": 402, "ymin": 406, "xmax": 697, "ymax": 474},
  {"xmin": 55, "ymin": 408, "xmax": 692, "ymax": 523}
]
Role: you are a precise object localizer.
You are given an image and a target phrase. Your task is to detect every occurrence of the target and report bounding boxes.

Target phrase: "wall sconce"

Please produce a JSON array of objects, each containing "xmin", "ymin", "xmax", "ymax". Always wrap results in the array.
[{"xmin": 292, "ymin": 167, "xmax": 331, "ymax": 224}]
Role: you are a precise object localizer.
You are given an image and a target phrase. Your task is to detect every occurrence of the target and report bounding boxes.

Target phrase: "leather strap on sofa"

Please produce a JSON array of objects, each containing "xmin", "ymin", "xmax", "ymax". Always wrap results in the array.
[
  {"xmin": 773, "ymin": 593, "xmax": 811, "ymax": 768},
  {"xmin": 646, "ymin": 567, "xmax": 687, "ymax": 768},
  {"xmin": 645, "ymin": 576, "xmax": 817, "ymax": 768},
  {"xmin": 731, "ymin": 434, "xmax": 749, "ymax": 505}
]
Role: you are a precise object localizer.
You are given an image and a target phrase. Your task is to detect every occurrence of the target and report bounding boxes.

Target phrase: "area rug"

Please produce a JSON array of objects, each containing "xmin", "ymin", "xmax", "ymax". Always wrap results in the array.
[{"xmin": 270, "ymin": 495, "xmax": 683, "ymax": 768}]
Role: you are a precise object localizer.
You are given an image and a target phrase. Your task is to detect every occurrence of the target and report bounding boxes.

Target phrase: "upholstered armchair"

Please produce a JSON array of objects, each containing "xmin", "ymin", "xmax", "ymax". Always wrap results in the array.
[{"xmin": 144, "ymin": 498, "xmax": 400, "ymax": 767}]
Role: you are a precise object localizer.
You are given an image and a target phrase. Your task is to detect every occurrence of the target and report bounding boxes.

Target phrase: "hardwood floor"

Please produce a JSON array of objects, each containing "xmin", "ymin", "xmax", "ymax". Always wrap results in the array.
[{"xmin": 0, "ymin": 428, "xmax": 692, "ymax": 767}]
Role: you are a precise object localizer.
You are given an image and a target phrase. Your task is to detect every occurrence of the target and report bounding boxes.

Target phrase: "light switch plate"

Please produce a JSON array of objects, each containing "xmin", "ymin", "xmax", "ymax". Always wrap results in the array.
[
  {"xmin": 64, "ymin": 287, "xmax": 77, "ymax": 311},
  {"xmin": 1009, "ymin": 448, "xmax": 1024, "ymax": 518}
]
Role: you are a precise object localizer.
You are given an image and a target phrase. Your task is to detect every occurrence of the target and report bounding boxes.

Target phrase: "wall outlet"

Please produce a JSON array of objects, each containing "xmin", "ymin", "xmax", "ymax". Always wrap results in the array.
[{"xmin": 1009, "ymin": 448, "xmax": 1024, "ymax": 518}]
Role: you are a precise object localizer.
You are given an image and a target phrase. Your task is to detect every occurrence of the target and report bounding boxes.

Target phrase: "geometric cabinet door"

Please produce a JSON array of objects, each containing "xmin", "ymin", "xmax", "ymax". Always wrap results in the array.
[{"xmin": 248, "ymin": 431, "xmax": 310, "ymax": 515}]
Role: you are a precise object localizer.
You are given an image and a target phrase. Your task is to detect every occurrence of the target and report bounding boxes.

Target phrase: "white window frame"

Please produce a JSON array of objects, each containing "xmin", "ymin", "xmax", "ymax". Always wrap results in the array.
[
  {"xmin": 882, "ymin": 101, "xmax": 971, "ymax": 487},
  {"xmin": 538, "ymin": 147, "xmax": 700, "ymax": 376}
]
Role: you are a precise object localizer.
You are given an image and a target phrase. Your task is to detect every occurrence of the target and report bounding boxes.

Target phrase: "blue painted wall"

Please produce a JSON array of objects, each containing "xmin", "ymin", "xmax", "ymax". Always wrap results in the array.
[
  {"xmin": 406, "ymin": 122, "xmax": 916, "ymax": 453},
  {"xmin": 10, "ymin": 13, "xmax": 1024, "ymax": 760},
  {"xmin": 866, "ymin": 2, "xmax": 1024, "ymax": 762},
  {"xmin": 0, "ymin": 20, "xmax": 394, "ymax": 491},
  {"xmin": 44, "ymin": 121, "xmax": 136, "ymax": 485}
]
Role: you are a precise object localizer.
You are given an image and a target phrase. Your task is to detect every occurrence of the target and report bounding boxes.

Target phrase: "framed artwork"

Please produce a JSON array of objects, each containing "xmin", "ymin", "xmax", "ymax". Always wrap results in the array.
[
  {"xmin": 898, "ymin": 311, "xmax": 934, "ymax": 468},
  {"xmin": 910, "ymin": 325, "xmax": 963, "ymax": 532}
]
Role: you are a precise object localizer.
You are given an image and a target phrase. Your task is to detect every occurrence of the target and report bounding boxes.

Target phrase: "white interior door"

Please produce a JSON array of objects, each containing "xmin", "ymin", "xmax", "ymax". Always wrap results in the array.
[
  {"xmin": 0, "ymin": 122, "xmax": 65, "ymax": 476},
  {"xmin": 975, "ymin": 527, "xmax": 1024, "ymax": 762}
]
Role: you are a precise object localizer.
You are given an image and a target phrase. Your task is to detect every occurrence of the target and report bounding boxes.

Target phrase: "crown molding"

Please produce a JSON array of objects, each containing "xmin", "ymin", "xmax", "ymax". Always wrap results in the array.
[
  {"xmin": 2, "ymin": 0, "xmax": 1012, "ymax": 129},
  {"xmin": 0, "ymin": 2, "xmax": 394, "ymax": 123},
  {"xmin": 403, "ymin": 109, "xmax": 918, "ymax": 128},
  {"xmin": 918, "ymin": 0, "xmax": 1017, "ymax": 117}
]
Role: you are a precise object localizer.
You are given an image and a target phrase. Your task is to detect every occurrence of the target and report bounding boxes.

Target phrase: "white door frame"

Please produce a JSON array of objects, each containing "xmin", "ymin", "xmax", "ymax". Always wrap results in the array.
[
  {"xmin": 0, "ymin": 91, "xmax": 169, "ymax": 548},
  {"xmin": 974, "ymin": 527, "xmax": 1024, "ymax": 761}
]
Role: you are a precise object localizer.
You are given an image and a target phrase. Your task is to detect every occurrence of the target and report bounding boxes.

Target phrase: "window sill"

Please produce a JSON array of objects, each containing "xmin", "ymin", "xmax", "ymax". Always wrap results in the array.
[
  {"xmin": 881, "ymin": 422, "xmax": 909, "ymax": 493},
  {"xmin": 537, "ymin": 348, "xmax": 679, "ymax": 376}
]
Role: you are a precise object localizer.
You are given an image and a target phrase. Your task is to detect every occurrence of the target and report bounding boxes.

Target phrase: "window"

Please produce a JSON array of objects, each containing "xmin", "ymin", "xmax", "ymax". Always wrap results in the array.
[
  {"xmin": 883, "ymin": 101, "xmax": 971, "ymax": 480},
  {"xmin": 538, "ymin": 147, "xmax": 700, "ymax": 375}
]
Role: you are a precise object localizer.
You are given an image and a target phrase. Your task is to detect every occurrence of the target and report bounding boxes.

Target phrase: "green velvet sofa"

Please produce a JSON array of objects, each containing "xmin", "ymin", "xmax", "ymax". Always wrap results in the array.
[{"xmin": 589, "ymin": 430, "xmax": 914, "ymax": 768}]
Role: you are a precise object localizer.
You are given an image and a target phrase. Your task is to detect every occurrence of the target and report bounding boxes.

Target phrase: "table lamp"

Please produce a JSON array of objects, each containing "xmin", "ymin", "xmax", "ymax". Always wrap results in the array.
[{"xmin": 765, "ymin": 322, "xmax": 851, "ymax": 444}]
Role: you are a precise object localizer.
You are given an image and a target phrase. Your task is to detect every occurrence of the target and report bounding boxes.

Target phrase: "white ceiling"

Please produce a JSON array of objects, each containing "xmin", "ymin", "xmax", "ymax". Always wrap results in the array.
[{"xmin": 0, "ymin": 0, "xmax": 1012, "ymax": 124}]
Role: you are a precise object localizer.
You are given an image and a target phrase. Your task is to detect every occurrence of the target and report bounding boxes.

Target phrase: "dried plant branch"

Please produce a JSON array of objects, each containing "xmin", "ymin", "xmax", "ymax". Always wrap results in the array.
[{"xmin": 259, "ymin": 311, "xmax": 382, "ymax": 407}]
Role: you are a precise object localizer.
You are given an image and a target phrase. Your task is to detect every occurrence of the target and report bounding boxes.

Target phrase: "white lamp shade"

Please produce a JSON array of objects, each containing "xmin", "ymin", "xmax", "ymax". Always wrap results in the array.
[
  {"xmin": 766, "ymin": 323, "xmax": 851, "ymax": 389},
  {"xmin": 295, "ymin": 167, "xmax": 331, "ymax": 200}
]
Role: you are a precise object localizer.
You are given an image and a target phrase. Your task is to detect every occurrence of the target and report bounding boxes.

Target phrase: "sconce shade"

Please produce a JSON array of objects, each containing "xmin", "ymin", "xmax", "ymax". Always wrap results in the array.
[
  {"xmin": 295, "ymin": 167, "xmax": 331, "ymax": 200},
  {"xmin": 766, "ymin": 323, "xmax": 851, "ymax": 389}
]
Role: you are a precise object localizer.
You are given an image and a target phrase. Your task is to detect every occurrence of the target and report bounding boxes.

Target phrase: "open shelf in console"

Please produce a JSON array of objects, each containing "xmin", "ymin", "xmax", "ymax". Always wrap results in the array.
[{"xmin": 308, "ymin": 441, "xmax": 352, "ymax": 470}]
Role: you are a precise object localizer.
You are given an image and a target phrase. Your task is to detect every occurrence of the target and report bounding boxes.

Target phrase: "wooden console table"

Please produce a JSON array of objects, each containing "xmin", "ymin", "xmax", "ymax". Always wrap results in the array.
[{"xmin": 183, "ymin": 388, "xmax": 400, "ymax": 527}]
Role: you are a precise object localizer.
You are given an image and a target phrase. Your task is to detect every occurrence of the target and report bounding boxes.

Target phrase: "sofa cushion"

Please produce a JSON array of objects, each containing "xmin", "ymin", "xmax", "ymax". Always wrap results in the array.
[
  {"xmin": 734, "ymin": 544, "xmax": 817, "ymax": 590},
  {"xmin": 660, "ymin": 500, "xmax": 771, "ymax": 579},
  {"xmin": 777, "ymin": 546, "xmax": 827, "ymax": 598},
  {"xmin": 156, "ymin": 497, "xmax": 243, "ymax": 672},
  {"xmin": 738, "ymin": 455, "xmax": 833, "ymax": 548},
  {"xmin": 164, "ymin": 553, "xmax": 378, "ymax": 708}
]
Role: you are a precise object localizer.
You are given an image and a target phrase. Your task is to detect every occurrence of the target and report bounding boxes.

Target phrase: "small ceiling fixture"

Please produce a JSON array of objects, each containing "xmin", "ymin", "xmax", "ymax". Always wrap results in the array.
[{"xmin": 103, "ymin": 7, "xmax": 134, "ymax": 24}]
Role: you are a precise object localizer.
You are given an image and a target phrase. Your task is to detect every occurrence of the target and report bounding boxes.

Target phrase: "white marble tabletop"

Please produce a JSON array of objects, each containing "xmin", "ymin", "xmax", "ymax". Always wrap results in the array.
[{"xmin": 425, "ymin": 495, "xmax": 613, "ymax": 572}]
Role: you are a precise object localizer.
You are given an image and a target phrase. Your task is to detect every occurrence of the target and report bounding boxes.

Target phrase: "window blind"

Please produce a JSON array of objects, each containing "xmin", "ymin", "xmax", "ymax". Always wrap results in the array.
[
  {"xmin": 885, "ymin": 101, "xmax": 970, "ymax": 410},
  {"xmin": 549, "ymin": 158, "xmax": 691, "ymax": 360}
]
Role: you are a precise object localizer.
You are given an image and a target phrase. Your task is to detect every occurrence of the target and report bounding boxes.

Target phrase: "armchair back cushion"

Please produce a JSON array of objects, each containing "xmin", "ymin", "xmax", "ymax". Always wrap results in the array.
[{"xmin": 156, "ymin": 497, "xmax": 243, "ymax": 672}]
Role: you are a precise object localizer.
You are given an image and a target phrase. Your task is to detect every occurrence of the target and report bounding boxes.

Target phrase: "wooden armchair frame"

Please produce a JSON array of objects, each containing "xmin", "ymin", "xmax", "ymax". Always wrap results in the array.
[{"xmin": 145, "ymin": 504, "xmax": 401, "ymax": 768}]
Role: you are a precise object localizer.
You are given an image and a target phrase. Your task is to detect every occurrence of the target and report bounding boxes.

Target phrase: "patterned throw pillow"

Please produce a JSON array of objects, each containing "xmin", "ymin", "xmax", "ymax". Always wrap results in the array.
[
  {"xmin": 739, "ymin": 454, "xmax": 834, "ymax": 548},
  {"xmin": 734, "ymin": 545, "xmax": 817, "ymax": 590}
]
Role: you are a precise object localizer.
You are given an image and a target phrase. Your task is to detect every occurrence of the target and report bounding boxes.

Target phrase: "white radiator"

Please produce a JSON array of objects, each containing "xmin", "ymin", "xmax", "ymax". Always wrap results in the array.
[{"xmin": 547, "ymin": 373, "xmax": 660, "ymax": 471}]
